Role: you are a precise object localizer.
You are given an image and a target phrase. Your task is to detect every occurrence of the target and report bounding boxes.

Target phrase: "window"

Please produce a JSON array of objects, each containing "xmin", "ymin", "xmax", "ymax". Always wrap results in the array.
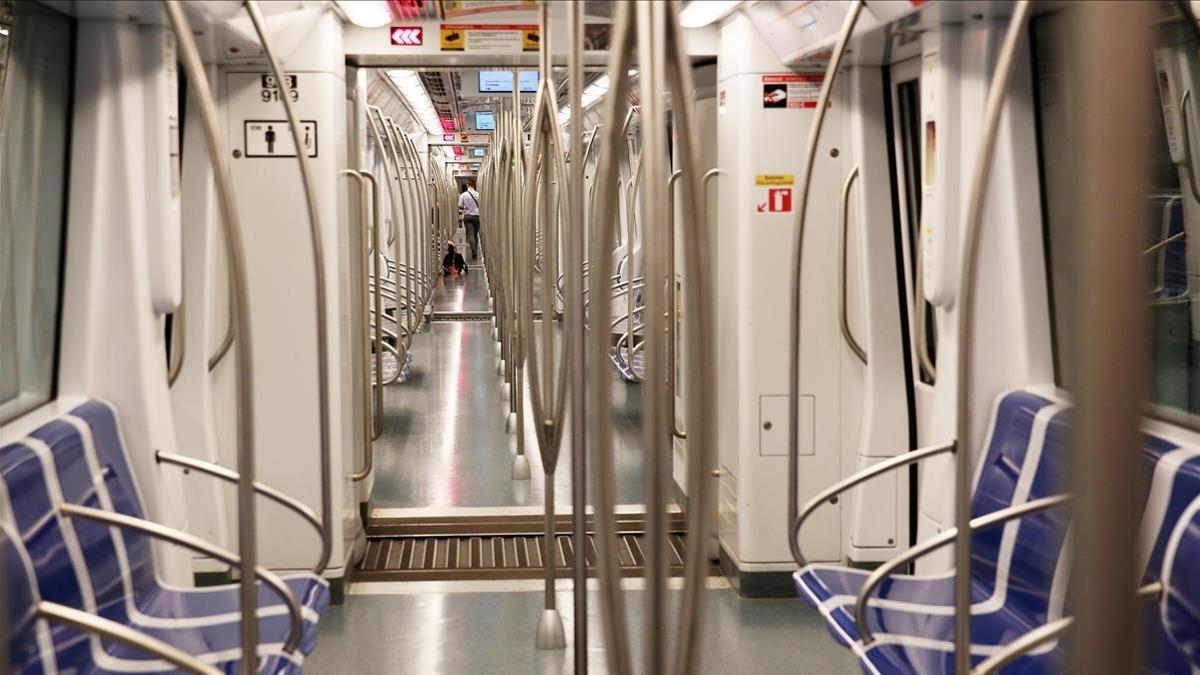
[
  {"xmin": 0, "ymin": 1, "xmax": 73, "ymax": 422},
  {"xmin": 1035, "ymin": 7, "xmax": 1199, "ymax": 422}
]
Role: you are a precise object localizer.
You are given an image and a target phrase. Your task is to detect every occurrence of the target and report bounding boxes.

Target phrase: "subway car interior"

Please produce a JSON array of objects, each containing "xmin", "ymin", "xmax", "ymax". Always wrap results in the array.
[{"xmin": 3, "ymin": 0, "xmax": 1200, "ymax": 673}]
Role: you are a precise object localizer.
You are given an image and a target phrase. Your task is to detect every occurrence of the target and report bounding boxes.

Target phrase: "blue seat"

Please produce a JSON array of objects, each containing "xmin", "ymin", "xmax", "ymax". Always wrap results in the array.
[
  {"xmin": 1, "ymin": 400, "xmax": 327, "ymax": 673},
  {"xmin": 795, "ymin": 389, "xmax": 1200, "ymax": 674},
  {"xmin": 28, "ymin": 413, "xmax": 324, "ymax": 650},
  {"xmin": 54, "ymin": 403, "xmax": 328, "ymax": 632},
  {"xmin": 795, "ymin": 390, "xmax": 1062, "ymax": 646},
  {"xmin": 1162, "ymin": 495, "xmax": 1200, "ymax": 665}
]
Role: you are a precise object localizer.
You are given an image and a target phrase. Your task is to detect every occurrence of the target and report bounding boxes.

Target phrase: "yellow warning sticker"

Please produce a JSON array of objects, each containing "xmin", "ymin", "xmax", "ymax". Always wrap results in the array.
[
  {"xmin": 755, "ymin": 174, "xmax": 794, "ymax": 186},
  {"xmin": 522, "ymin": 27, "xmax": 540, "ymax": 52},
  {"xmin": 441, "ymin": 26, "xmax": 466, "ymax": 51}
]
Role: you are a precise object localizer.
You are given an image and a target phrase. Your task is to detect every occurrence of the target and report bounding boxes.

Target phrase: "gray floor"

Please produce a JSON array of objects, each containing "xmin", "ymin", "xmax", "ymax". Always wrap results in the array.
[
  {"xmin": 331, "ymin": 265, "xmax": 857, "ymax": 673},
  {"xmin": 306, "ymin": 586, "xmax": 859, "ymax": 674},
  {"xmin": 370, "ymin": 267, "xmax": 648, "ymax": 510}
]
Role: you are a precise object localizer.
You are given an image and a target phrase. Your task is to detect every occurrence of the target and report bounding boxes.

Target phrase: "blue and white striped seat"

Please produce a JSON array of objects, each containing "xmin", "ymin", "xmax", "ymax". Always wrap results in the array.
[
  {"xmin": 63, "ymin": 401, "xmax": 329, "ymax": 630},
  {"xmin": 2, "ymin": 400, "xmax": 328, "ymax": 673},
  {"xmin": 795, "ymin": 391, "xmax": 1061, "ymax": 646},
  {"xmin": 795, "ymin": 389, "xmax": 1200, "ymax": 674},
  {"xmin": 1161, "ymin": 496, "xmax": 1200, "ymax": 669}
]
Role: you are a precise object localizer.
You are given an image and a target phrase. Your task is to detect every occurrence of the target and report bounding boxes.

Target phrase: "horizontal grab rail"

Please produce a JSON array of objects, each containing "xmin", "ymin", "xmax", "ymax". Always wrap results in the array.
[
  {"xmin": 155, "ymin": 450, "xmax": 324, "ymax": 574},
  {"xmin": 793, "ymin": 441, "xmax": 955, "ymax": 566},
  {"xmin": 38, "ymin": 601, "xmax": 222, "ymax": 675},
  {"xmin": 855, "ymin": 493, "xmax": 1072, "ymax": 645},
  {"xmin": 59, "ymin": 502, "xmax": 304, "ymax": 655}
]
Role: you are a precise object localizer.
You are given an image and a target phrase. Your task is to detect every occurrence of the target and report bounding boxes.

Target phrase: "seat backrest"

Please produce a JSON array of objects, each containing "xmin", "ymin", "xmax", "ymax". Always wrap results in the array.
[
  {"xmin": 0, "ymin": 440, "xmax": 92, "ymax": 669},
  {"xmin": 1140, "ymin": 441, "xmax": 1200, "ymax": 672},
  {"xmin": 967, "ymin": 391, "xmax": 1058, "ymax": 578},
  {"xmin": 29, "ymin": 415, "xmax": 156, "ymax": 618},
  {"xmin": 3, "ymin": 514, "xmax": 54, "ymax": 674},
  {"xmin": 1161, "ymin": 495, "xmax": 1200, "ymax": 667}
]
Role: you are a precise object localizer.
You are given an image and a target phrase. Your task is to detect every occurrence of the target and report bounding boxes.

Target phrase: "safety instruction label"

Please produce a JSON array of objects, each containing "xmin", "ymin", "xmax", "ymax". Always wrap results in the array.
[
  {"xmin": 440, "ymin": 24, "xmax": 539, "ymax": 52},
  {"xmin": 761, "ymin": 74, "xmax": 824, "ymax": 109},
  {"xmin": 243, "ymin": 120, "xmax": 318, "ymax": 158},
  {"xmin": 755, "ymin": 174, "xmax": 794, "ymax": 213}
]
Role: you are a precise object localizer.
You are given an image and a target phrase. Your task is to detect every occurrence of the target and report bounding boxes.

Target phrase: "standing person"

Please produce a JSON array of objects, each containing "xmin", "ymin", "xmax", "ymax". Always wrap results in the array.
[{"xmin": 458, "ymin": 179, "xmax": 481, "ymax": 260}]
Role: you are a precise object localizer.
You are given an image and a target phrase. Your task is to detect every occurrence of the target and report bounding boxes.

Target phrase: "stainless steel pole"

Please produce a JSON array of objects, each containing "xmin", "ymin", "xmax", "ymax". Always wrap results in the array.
[
  {"xmin": 163, "ymin": 3, "xmax": 259, "ymax": 671},
  {"xmin": 567, "ymin": 1, "xmax": 588, "ymax": 670},
  {"xmin": 1068, "ymin": 3, "xmax": 1152, "ymax": 674},
  {"xmin": 635, "ymin": 3, "xmax": 670, "ymax": 672}
]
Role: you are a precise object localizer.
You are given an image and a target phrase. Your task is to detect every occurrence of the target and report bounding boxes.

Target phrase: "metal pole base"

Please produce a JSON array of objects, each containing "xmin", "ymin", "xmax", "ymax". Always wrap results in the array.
[
  {"xmin": 534, "ymin": 608, "xmax": 566, "ymax": 650},
  {"xmin": 512, "ymin": 453, "xmax": 532, "ymax": 481},
  {"xmin": 506, "ymin": 410, "xmax": 518, "ymax": 432}
]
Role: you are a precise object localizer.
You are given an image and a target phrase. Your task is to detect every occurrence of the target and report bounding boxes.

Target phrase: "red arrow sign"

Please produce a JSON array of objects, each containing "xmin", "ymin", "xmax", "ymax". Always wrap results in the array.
[
  {"xmin": 757, "ymin": 203, "xmax": 767, "ymax": 212},
  {"xmin": 391, "ymin": 26, "xmax": 424, "ymax": 46}
]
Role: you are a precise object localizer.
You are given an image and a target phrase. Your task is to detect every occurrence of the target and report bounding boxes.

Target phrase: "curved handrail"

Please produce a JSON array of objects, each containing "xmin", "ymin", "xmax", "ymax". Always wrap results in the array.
[
  {"xmin": 855, "ymin": 493, "xmax": 1071, "ymax": 645},
  {"xmin": 155, "ymin": 450, "xmax": 325, "ymax": 573},
  {"xmin": 972, "ymin": 617, "xmax": 1073, "ymax": 675},
  {"xmin": 168, "ymin": 303, "xmax": 185, "ymax": 386},
  {"xmin": 340, "ymin": 168, "xmax": 378, "ymax": 462},
  {"xmin": 793, "ymin": 441, "xmax": 954, "ymax": 566},
  {"xmin": 358, "ymin": 170, "xmax": 385, "ymax": 447},
  {"xmin": 60, "ymin": 502, "xmax": 303, "ymax": 655},
  {"xmin": 163, "ymin": 3, "xmax": 262, "ymax": 668},
  {"xmin": 951, "ymin": 4, "xmax": 1033, "ymax": 667},
  {"xmin": 1178, "ymin": 90, "xmax": 1200, "ymax": 204},
  {"xmin": 519, "ymin": 5, "xmax": 573, "ymax": 635},
  {"xmin": 244, "ymin": 0, "xmax": 333, "ymax": 576},
  {"xmin": 788, "ymin": 0, "xmax": 865, "ymax": 568},
  {"xmin": 970, "ymin": 581, "xmax": 1164, "ymax": 675},
  {"xmin": 587, "ymin": 4, "xmax": 639, "ymax": 670},
  {"xmin": 38, "ymin": 601, "xmax": 221, "ymax": 675},
  {"xmin": 838, "ymin": 165, "xmax": 867, "ymax": 365}
]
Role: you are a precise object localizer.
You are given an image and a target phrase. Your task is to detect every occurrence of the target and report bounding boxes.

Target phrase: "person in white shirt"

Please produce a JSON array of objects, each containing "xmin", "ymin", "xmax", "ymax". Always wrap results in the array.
[{"xmin": 458, "ymin": 179, "xmax": 481, "ymax": 260}]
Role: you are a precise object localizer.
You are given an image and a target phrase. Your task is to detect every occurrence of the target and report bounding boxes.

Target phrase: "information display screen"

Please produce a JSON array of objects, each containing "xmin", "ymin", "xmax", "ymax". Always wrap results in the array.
[
  {"xmin": 478, "ymin": 70, "xmax": 539, "ymax": 93},
  {"xmin": 475, "ymin": 111, "xmax": 495, "ymax": 130}
]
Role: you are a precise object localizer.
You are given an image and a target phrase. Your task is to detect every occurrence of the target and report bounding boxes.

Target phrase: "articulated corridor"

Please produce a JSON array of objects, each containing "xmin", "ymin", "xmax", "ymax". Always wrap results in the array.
[{"xmin": 307, "ymin": 265, "xmax": 856, "ymax": 674}]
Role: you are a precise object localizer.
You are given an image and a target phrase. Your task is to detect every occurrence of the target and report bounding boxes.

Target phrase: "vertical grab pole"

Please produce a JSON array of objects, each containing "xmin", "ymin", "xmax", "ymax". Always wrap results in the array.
[
  {"xmin": 634, "ymin": 4, "xmax": 672, "ymax": 672},
  {"xmin": 588, "ymin": 3, "xmax": 637, "ymax": 671},
  {"xmin": 243, "ymin": 0, "xmax": 333, "ymax": 574},
  {"xmin": 163, "ymin": 3, "xmax": 259, "ymax": 672},
  {"xmin": 952, "ymin": 3, "xmax": 1031, "ymax": 670},
  {"xmin": 567, "ymin": 1, "xmax": 589, "ymax": 670},
  {"xmin": 524, "ymin": 0, "xmax": 568, "ymax": 648},
  {"xmin": 1068, "ymin": 3, "xmax": 1152, "ymax": 674}
]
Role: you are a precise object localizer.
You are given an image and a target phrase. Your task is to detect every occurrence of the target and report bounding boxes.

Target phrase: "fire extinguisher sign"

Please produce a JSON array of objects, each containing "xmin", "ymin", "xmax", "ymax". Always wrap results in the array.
[{"xmin": 755, "ymin": 174, "xmax": 794, "ymax": 214}]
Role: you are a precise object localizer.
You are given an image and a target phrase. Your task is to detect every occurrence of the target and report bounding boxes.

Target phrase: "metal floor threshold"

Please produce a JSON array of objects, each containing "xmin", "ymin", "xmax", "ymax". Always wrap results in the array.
[
  {"xmin": 357, "ymin": 512, "xmax": 716, "ymax": 582},
  {"xmin": 429, "ymin": 310, "xmax": 493, "ymax": 321}
]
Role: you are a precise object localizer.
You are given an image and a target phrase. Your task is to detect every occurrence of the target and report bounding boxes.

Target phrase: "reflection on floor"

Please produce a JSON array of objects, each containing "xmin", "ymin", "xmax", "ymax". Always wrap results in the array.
[
  {"xmin": 434, "ymin": 266, "xmax": 493, "ymax": 313},
  {"xmin": 370, "ymin": 265, "xmax": 648, "ymax": 510},
  {"xmin": 341, "ymin": 264, "xmax": 856, "ymax": 674},
  {"xmin": 307, "ymin": 581, "xmax": 858, "ymax": 674}
]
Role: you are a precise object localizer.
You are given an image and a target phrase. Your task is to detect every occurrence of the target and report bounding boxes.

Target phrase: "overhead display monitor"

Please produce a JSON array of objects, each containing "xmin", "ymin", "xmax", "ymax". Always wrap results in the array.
[
  {"xmin": 474, "ymin": 111, "xmax": 495, "ymax": 130},
  {"xmin": 478, "ymin": 70, "xmax": 539, "ymax": 93},
  {"xmin": 473, "ymin": 148, "xmax": 485, "ymax": 157}
]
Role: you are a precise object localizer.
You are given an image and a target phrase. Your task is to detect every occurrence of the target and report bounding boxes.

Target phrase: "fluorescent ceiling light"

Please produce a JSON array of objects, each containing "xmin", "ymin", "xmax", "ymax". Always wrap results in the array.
[
  {"xmin": 335, "ymin": 0, "xmax": 393, "ymax": 28},
  {"xmin": 387, "ymin": 69, "xmax": 444, "ymax": 136},
  {"xmin": 679, "ymin": 0, "xmax": 740, "ymax": 28}
]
